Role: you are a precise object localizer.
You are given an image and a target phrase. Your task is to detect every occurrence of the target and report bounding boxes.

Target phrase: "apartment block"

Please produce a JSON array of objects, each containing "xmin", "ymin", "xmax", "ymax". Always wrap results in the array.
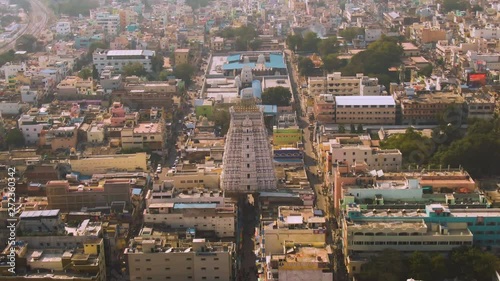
[
  {"xmin": 18, "ymin": 115, "xmax": 48, "ymax": 145},
  {"xmin": 125, "ymin": 230, "xmax": 234, "ymax": 281},
  {"xmin": 163, "ymin": 164, "xmax": 221, "ymax": 189},
  {"xmin": 342, "ymin": 210, "xmax": 472, "ymax": 276},
  {"xmin": 0, "ymin": 238, "xmax": 106, "ymax": 280},
  {"xmin": 264, "ymin": 243, "xmax": 333, "ymax": 281},
  {"xmin": 313, "ymin": 94, "xmax": 335, "ymax": 124},
  {"xmin": 45, "ymin": 179, "xmax": 134, "ymax": 212},
  {"xmin": 326, "ymin": 136, "xmax": 402, "ymax": 171},
  {"xmin": 144, "ymin": 202, "xmax": 235, "ymax": 238},
  {"xmin": 461, "ymin": 89, "xmax": 496, "ymax": 120},
  {"xmin": 174, "ymin": 48, "xmax": 190, "ymax": 65},
  {"xmin": 335, "ymin": 96, "xmax": 396, "ymax": 125},
  {"xmin": 121, "ymin": 121, "xmax": 166, "ymax": 152},
  {"xmin": 308, "ymin": 73, "xmax": 381, "ymax": 96},
  {"xmin": 40, "ymin": 125, "xmax": 79, "ymax": 152},
  {"xmin": 92, "ymin": 11, "xmax": 120, "ymax": 35},
  {"xmin": 394, "ymin": 89, "xmax": 465, "ymax": 125},
  {"xmin": 341, "ymin": 202, "xmax": 500, "ymax": 275},
  {"xmin": 93, "ymin": 49, "xmax": 155, "ymax": 74},
  {"xmin": 17, "ymin": 210, "xmax": 65, "ymax": 236},
  {"xmin": 470, "ymin": 25, "xmax": 500, "ymax": 40},
  {"xmin": 261, "ymin": 206, "xmax": 326, "ymax": 255}
]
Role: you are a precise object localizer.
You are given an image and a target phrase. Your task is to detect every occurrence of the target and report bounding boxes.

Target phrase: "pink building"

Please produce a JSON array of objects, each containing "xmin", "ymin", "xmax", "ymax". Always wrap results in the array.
[{"xmin": 110, "ymin": 102, "xmax": 126, "ymax": 127}]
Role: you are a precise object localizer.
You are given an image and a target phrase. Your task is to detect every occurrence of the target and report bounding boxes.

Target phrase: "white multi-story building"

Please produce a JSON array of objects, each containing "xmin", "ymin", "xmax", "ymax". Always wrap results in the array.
[
  {"xmin": 93, "ymin": 11, "xmax": 120, "ymax": 35},
  {"xmin": 326, "ymin": 135, "xmax": 402, "ymax": 171},
  {"xmin": 125, "ymin": 231, "xmax": 234, "ymax": 281},
  {"xmin": 143, "ymin": 202, "xmax": 236, "ymax": 238},
  {"xmin": 0, "ymin": 101, "xmax": 22, "ymax": 115},
  {"xmin": 18, "ymin": 115, "xmax": 48, "ymax": 145},
  {"xmin": 470, "ymin": 25, "xmax": 500, "ymax": 40},
  {"xmin": 55, "ymin": 21, "xmax": 71, "ymax": 35},
  {"xmin": 93, "ymin": 49, "xmax": 155, "ymax": 74},
  {"xmin": 308, "ymin": 72, "xmax": 382, "ymax": 96},
  {"xmin": 20, "ymin": 86, "xmax": 39, "ymax": 104}
]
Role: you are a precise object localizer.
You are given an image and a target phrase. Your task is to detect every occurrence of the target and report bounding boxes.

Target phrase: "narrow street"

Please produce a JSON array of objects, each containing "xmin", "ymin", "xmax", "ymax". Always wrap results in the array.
[{"xmin": 238, "ymin": 196, "xmax": 258, "ymax": 281}]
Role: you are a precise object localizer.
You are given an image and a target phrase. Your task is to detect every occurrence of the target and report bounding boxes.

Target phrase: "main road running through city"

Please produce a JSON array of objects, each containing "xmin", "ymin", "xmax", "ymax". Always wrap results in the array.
[{"xmin": 0, "ymin": 0, "xmax": 53, "ymax": 53}]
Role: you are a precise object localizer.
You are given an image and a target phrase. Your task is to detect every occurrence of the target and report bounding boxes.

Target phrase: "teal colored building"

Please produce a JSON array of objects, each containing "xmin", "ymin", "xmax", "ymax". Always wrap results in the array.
[{"xmin": 345, "ymin": 202, "xmax": 500, "ymax": 251}]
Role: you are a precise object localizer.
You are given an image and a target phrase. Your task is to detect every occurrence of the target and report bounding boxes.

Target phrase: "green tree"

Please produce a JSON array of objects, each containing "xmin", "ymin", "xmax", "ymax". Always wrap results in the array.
[
  {"xmin": 261, "ymin": 86, "xmax": 292, "ymax": 106},
  {"xmin": 322, "ymin": 54, "xmax": 347, "ymax": 73},
  {"xmin": 249, "ymin": 39, "xmax": 262, "ymax": 51},
  {"xmin": 151, "ymin": 53, "xmax": 164, "ymax": 74},
  {"xmin": 432, "ymin": 118, "xmax": 500, "ymax": 177},
  {"xmin": 350, "ymin": 124, "xmax": 356, "ymax": 132},
  {"xmin": 5, "ymin": 128, "xmax": 24, "ymax": 148},
  {"xmin": 212, "ymin": 108, "xmax": 231, "ymax": 135},
  {"xmin": 298, "ymin": 57, "xmax": 315, "ymax": 77},
  {"xmin": 185, "ymin": 0, "xmax": 211, "ymax": 10},
  {"xmin": 15, "ymin": 34, "xmax": 37, "ymax": 52},
  {"xmin": 408, "ymin": 252, "xmax": 432, "ymax": 281},
  {"xmin": 173, "ymin": 63, "xmax": 195, "ymax": 86},
  {"xmin": 78, "ymin": 68, "xmax": 92, "ymax": 80},
  {"xmin": 158, "ymin": 70, "xmax": 173, "ymax": 81},
  {"xmin": 339, "ymin": 27, "xmax": 365, "ymax": 42},
  {"xmin": 123, "ymin": 62, "xmax": 147, "ymax": 77},
  {"xmin": 448, "ymin": 246, "xmax": 500, "ymax": 281},
  {"xmin": 429, "ymin": 254, "xmax": 448, "ymax": 281},
  {"xmin": 441, "ymin": 0, "xmax": 469, "ymax": 12},
  {"xmin": 53, "ymin": 0, "xmax": 99, "ymax": 16},
  {"xmin": 318, "ymin": 36, "xmax": 339, "ymax": 56},
  {"xmin": 381, "ymin": 127, "xmax": 433, "ymax": 164},
  {"xmin": 358, "ymin": 249, "xmax": 408, "ymax": 281},
  {"xmin": 418, "ymin": 64, "xmax": 433, "ymax": 77},
  {"xmin": 338, "ymin": 125, "xmax": 346, "ymax": 133},
  {"xmin": 302, "ymin": 32, "xmax": 320, "ymax": 53},
  {"xmin": 92, "ymin": 64, "xmax": 99, "ymax": 80},
  {"xmin": 356, "ymin": 124, "xmax": 364, "ymax": 133},
  {"xmin": 341, "ymin": 36, "xmax": 402, "ymax": 88},
  {"xmin": 286, "ymin": 34, "xmax": 303, "ymax": 51}
]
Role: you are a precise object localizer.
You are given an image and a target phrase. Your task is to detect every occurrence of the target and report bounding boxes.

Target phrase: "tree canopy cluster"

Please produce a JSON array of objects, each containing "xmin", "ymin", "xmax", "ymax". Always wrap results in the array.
[
  {"xmin": 173, "ymin": 63, "xmax": 195, "ymax": 86},
  {"xmin": 286, "ymin": 32, "xmax": 340, "ymax": 55},
  {"xmin": 15, "ymin": 34, "xmax": 38, "ymax": 52},
  {"xmin": 358, "ymin": 247, "xmax": 500, "ymax": 281},
  {"xmin": 0, "ymin": 49, "xmax": 26, "ymax": 67},
  {"xmin": 49, "ymin": 0, "xmax": 99, "ymax": 16},
  {"xmin": 261, "ymin": 86, "xmax": 292, "ymax": 106},
  {"xmin": 217, "ymin": 25, "xmax": 261, "ymax": 51},
  {"xmin": 441, "ymin": 0, "xmax": 470, "ymax": 13},
  {"xmin": 338, "ymin": 27, "xmax": 365, "ymax": 42},
  {"xmin": 341, "ymin": 35, "xmax": 403, "ymax": 85},
  {"xmin": 381, "ymin": 117, "xmax": 500, "ymax": 177},
  {"xmin": 185, "ymin": 0, "xmax": 212, "ymax": 10}
]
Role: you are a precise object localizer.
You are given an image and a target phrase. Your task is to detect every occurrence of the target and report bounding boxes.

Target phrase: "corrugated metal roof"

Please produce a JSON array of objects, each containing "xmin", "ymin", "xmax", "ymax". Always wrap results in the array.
[
  {"xmin": 107, "ymin": 50, "xmax": 154, "ymax": 56},
  {"xmin": 265, "ymin": 53, "xmax": 286, "ymax": 69},
  {"xmin": 335, "ymin": 96, "xmax": 396, "ymax": 106},
  {"xmin": 19, "ymin": 209, "xmax": 60, "ymax": 219},
  {"xmin": 174, "ymin": 203, "xmax": 217, "ymax": 209}
]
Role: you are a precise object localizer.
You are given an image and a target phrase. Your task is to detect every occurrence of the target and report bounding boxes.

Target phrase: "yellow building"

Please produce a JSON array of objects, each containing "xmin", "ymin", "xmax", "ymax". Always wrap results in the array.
[
  {"xmin": 125, "ymin": 229, "xmax": 234, "ymax": 281},
  {"xmin": 261, "ymin": 206, "xmax": 326, "ymax": 254},
  {"xmin": 69, "ymin": 153, "xmax": 148, "ymax": 175},
  {"xmin": 174, "ymin": 48, "xmax": 190, "ymax": 65}
]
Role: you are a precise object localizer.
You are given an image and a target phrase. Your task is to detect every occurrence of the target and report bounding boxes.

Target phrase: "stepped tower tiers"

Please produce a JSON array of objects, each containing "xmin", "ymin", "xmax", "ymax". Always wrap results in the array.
[{"xmin": 221, "ymin": 99, "xmax": 277, "ymax": 193}]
